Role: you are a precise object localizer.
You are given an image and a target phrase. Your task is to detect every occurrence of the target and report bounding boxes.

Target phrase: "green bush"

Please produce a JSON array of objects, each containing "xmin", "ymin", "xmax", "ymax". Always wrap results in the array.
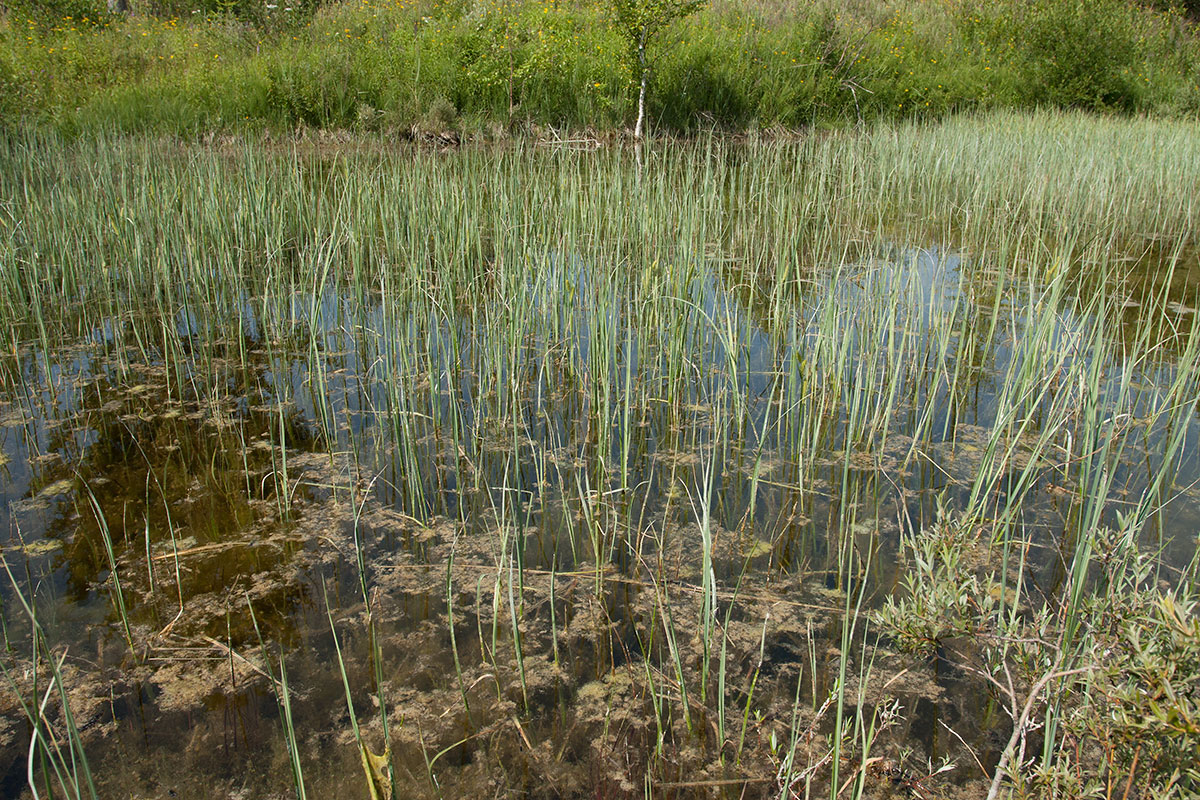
[
  {"xmin": 1021, "ymin": 0, "xmax": 1146, "ymax": 110},
  {"xmin": 877, "ymin": 518, "xmax": 1200, "ymax": 797},
  {"xmin": 653, "ymin": 27, "xmax": 756, "ymax": 128},
  {"xmin": 0, "ymin": 54, "xmax": 23, "ymax": 122},
  {"xmin": 264, "ymin": 43, "xmax": 362, "ymax": 127},
  {"xmin": 959, "ymin": 0, "xmax": 1154, "ymax": 112}
]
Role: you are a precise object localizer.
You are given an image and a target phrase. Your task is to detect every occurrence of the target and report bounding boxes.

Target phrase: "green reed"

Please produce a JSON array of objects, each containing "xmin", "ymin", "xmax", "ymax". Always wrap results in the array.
[
  {"xmin": 1, "ymin": 558, "xmax": 98, "ymax": 800},
  {"xmin": 249, "ymin": 599, "xmax": 308, "ymax": 800}
]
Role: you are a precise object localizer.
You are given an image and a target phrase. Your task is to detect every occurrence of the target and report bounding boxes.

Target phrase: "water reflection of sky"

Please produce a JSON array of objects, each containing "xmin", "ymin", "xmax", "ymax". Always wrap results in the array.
[{"xmin": 2, "ymin": 245, "xmax": 1198, "ymax": 621}]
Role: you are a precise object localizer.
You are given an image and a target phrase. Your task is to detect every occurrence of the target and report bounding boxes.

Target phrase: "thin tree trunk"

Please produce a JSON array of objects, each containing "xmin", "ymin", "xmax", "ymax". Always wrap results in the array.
[
  {"xmin": 634, "ymin": 28, "xmax": 648, "ymax": 139},
  {"xmin": 635, "ymin": 71, "xmax": 648, "ymax": 140}
]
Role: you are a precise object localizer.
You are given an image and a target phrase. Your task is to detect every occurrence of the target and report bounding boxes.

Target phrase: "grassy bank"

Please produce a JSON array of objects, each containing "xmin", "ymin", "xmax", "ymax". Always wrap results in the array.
[{"xmin": 1, "ymin": 0, "xmax": 1198, "ymax": 134}]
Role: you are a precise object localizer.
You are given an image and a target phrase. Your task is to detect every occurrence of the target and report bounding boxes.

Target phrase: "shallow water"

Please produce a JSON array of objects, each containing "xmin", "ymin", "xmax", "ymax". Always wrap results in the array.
[{"xmin": 1, "ymin": 166, "xmax": 1199, "ymax": 797}]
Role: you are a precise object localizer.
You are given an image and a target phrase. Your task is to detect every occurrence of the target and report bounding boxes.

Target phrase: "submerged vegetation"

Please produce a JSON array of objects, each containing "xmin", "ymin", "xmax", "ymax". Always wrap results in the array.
[
  {"xmin": 0, "ymin": 0, "xmax": 1198, "ymax": 134},
  {"xmin": 0, "ymin": 109, "xmax": 1199, "ymax": 798}
]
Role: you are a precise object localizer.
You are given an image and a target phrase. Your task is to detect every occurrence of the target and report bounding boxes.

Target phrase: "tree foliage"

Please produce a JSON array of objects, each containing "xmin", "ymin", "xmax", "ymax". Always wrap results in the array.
[
  {"xmin": 606, "ymin": 0, "xmax": 704, "ymax": 136},
  {"xmin": 608, "ymin": 0, "xmax": 704, "ymax": 67}
]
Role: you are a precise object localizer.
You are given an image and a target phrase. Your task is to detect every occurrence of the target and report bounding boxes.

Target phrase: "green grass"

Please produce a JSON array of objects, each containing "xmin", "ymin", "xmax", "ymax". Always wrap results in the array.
[{"xmin": 0, "ymin": 0, "xmax": 1198, "ymax": 134}]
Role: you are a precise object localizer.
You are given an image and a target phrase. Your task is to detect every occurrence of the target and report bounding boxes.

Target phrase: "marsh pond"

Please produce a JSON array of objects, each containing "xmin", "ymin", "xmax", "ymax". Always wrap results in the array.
[{"xmin": 2, "ymin": 113, "xmax": 1200, "ymax": 799}]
